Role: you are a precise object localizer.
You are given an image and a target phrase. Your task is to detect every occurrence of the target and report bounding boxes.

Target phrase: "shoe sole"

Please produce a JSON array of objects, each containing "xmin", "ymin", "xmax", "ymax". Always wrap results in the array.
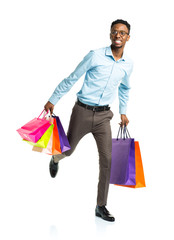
[{"xmin": 95, "ymin": 212, "xmax": 115, "ymax": 222}]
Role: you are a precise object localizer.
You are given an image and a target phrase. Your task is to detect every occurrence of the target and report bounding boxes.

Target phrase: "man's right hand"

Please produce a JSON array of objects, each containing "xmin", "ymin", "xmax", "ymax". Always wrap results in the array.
[{"xmin": 44, "ymin": 101, "xmax": 54, "ymax": 114}]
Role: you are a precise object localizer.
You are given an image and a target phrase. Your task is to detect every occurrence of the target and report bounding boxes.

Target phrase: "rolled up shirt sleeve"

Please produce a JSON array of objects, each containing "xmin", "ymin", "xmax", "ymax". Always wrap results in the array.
[
  {"xmin": 49, "ymin": 50, "xmax": 95, "ymax": 105},
  {"xmin": 118, "ymin": 63, "xmax": 133, "ymax": 115}
]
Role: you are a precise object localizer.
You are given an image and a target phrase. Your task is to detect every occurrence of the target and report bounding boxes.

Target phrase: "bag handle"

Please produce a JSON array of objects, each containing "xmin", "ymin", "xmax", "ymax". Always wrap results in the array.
[
  {"xmin": 116, "ymin": 126, "xmax": 121, "ymax": 139},
  {"xmin": 125, "ymin": 127, "xmax": 131, "ymax": 138},
  {"xmin": 37, "ymin": 110, "xmax": 49, "ymax": 119},
  {"xmin": 51, "ymin": 113, "xmax": 56, "ymax": 117},
  {"xmin": 116, "ymin": 125, "xmax": 131, "ymax": 140}
]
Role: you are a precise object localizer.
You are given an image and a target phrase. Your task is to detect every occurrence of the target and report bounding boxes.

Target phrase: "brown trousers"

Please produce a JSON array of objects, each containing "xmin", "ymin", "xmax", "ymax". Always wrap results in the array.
[{"xmin": 53, "ymin": 102, "xmax": 113, "ymax": 206}]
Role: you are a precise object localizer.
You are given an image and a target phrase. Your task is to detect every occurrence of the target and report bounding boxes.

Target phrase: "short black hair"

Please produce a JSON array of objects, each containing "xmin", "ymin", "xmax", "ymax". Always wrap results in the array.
[{"xmin": 111, "ymin": 19, "xmax": 131, "ymax": 34}]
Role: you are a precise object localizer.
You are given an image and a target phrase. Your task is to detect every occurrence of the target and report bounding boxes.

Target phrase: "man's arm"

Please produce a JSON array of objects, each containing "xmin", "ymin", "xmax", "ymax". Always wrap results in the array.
[
  {"xmin": 44, "ymin": 50, "xmax": 95, "ymax": 113},
  {"xmin": 118, "ymin": 63, "xmax": 133, "ymax": 126},
  {"xmin": 118, "ymin": 82, "xmax": 131, "ymax": 126}
]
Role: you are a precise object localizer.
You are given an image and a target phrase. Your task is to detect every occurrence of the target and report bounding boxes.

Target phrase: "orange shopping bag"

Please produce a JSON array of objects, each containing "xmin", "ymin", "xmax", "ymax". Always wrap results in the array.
[
  {"xmin": 52, "ymin": 117, "xmax": 61, "ymax": 155},
  {"xmin": 115, "ymin": 141, "xmax": 146, "ymax": 188}
]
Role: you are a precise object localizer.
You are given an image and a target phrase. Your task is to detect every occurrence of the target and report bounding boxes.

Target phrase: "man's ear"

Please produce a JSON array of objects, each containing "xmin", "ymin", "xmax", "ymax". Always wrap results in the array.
[{"xmin": 126, "ymin": 35, "xmax": 130, "ymax": 42}]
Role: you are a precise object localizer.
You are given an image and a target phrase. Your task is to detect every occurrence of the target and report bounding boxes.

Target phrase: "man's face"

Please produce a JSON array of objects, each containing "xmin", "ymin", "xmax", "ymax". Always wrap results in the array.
[{"xmin": 110, "ymin": 23, "xmax": 130, "ymax": 49}]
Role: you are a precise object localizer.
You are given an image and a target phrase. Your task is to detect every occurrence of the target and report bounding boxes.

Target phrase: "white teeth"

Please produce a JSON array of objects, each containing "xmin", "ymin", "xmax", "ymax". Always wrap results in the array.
[{"xmin": 115, "ymin": 40, "xmax": 121, "ymax": 43}]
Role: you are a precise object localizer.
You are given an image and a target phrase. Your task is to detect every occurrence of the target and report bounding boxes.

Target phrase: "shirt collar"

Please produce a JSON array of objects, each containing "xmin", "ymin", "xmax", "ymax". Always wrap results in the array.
[{"xmin": 105, "ymin": 45, "xmax": 126, "ymax": 62}]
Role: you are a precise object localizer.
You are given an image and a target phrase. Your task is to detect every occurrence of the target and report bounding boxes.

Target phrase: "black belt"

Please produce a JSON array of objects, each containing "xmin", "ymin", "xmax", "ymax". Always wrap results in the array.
[{"xmin": 77, "ymin": 99, "xmax": 110, "ymax": 112}]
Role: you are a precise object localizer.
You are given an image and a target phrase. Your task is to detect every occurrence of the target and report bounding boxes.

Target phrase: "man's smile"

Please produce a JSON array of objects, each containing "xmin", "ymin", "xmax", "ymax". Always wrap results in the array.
[{"xmin": 114, "ymin": 40, "xmax": 122, "ymax": 44}]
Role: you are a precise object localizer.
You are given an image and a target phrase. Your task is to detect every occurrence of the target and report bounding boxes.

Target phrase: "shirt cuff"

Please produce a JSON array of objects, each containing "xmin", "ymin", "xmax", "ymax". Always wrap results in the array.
[
  {"xmin": 48, "ymin": 94, "xmax": 60, "ymax": 105},
  {"xmin": 119, "ymin": 106, "xmax": 127, "ymax": 115}
]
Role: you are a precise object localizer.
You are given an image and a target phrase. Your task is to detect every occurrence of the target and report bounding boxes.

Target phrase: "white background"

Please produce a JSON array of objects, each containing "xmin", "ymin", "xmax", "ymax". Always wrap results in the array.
[{"xmin": 0, "ymin": 0, "xmax": 174, "ymax": 239}]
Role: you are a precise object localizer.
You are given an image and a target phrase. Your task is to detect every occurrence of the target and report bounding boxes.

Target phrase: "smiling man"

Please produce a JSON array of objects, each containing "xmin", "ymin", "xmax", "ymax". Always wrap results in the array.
[{"xmin": 44, "ymin": 19, "xmax": 133, "ymax": 222}]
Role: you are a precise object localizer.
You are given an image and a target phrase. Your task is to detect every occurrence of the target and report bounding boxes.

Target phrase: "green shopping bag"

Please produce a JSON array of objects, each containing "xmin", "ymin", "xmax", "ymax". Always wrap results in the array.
[{"xmin": 23, "ymin": 124, "xmax": 54, "ymax": 148}]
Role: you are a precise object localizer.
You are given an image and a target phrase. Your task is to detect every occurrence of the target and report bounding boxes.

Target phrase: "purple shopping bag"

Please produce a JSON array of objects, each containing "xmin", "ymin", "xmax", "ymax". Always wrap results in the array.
[
  {"xmin": 110, "ymin": 127, "xmax": 136, "ymax": 185},
  {"xmin": 53, "ymin": 115, "xmax": 71, "ymax": 153},
  {"xmin": 17, "ymin": 110, "xmax": 51, "ymax": 143}
]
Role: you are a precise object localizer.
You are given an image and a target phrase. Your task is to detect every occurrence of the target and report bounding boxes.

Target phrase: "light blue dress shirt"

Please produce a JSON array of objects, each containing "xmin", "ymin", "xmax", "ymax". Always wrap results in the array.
[{"xmin": 49, "ymin": 45, "xmax": 133, "ymax": 114}]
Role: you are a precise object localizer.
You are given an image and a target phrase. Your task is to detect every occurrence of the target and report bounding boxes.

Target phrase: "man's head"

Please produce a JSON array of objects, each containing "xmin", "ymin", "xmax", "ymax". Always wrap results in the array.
[{"xmin": 110, "ymin": 19, "xmax": 131, "ymax": 49}]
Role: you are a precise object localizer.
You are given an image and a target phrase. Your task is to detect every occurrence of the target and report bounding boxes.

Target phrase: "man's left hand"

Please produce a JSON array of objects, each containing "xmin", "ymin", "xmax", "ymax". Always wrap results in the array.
[{"xmin": 120, "ymin": 114, "xmax": 129, "ymax": 127}]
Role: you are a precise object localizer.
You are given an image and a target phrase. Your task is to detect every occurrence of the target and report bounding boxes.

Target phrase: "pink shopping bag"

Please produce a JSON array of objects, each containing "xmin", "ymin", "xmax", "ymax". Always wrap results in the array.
[{"xmin": 17, "ymin": 110, "xmax": 51, "ymax": 143}]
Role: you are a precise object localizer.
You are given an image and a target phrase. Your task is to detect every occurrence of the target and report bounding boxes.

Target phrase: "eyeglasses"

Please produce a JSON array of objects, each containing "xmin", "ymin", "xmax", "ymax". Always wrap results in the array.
[{"xmin": 111, "ymin": 30, "xmax": 129, "ymax": 37}]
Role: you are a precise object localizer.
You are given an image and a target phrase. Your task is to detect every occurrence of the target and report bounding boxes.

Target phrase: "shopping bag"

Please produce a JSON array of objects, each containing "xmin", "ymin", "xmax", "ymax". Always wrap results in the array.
[
  {"xmin": 32, "ymin": 132, "xmax": 53, "ymax": 155},
  {"xmin": 54, "ymin": 116, "xmax": 71, "ymax": 152},
  {"xmin": 17, "ymin": 110, "xmax": 51, "ymax": 143},
  {"xmin": 52, "ymin": 117, "xmax": 62, "ymax": 155},
  {"xmin": 23, "ymin": 124, "xmax": 54, "ymax": 148},
  {"xmin": 110, "ymin": 127, "xmax": 136, "ymax": 185},
  {"xmin": 116, "ymin": 141, "xmax": 146, "ymax": 188},
  {"xmin": 32, "ymin": 116, "xmax": 62, "ymax": 155}
]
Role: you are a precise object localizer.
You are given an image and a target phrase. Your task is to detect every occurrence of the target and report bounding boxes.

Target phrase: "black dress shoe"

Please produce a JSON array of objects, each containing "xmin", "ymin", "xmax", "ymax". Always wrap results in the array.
[
  {"xmin": 49, "ymin": 157, "xmax": 59, "ymax": 178},
  {"xmin": 95, "ymin": 205, "xmax": 115, "ymax": 222}
]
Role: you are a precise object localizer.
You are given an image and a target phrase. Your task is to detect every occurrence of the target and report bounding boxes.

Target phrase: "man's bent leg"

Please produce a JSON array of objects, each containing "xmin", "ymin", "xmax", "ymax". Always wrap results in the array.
[{"xmin": 52, "ymin": 102, "xmax": 93, "ymax": 163}]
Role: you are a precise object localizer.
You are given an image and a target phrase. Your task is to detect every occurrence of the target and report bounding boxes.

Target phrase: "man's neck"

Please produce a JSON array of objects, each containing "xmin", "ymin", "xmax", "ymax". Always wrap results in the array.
[{"xmin": 111, "ymin": 44, "xmax": 124, "ymax": 61}]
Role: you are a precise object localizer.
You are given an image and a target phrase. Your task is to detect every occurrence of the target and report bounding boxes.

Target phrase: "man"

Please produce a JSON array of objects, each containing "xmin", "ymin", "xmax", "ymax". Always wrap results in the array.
[{"xmin": 44, "ymin": 19, "xmax": 133, "ymax": 222}]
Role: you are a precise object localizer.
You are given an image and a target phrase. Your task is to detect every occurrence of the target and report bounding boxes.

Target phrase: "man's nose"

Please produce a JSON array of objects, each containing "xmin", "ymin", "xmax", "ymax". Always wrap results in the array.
[{"xmin": 115, "ymin": 32, "xmax": 121, "ymax": 38}]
